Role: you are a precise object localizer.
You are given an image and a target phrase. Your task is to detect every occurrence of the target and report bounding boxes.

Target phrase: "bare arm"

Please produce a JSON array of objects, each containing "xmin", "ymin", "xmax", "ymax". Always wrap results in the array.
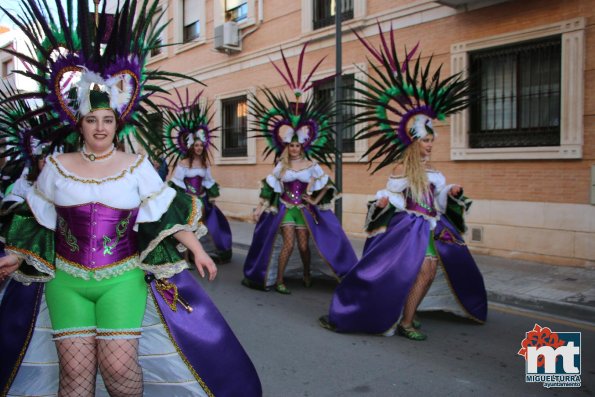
[{"xmin": 173, "ymin": 230, "xmax": 217, "ymax": 281}]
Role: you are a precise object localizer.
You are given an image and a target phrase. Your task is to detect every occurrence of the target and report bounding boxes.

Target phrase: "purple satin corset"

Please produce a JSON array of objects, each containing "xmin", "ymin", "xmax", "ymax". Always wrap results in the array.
[
  {"xmin": 55, "ymin": 203, "xmax": 139, "ymax": 270},
  {"xmin": 184, "ymin": 176, "xmax": 205, "ymax": 196},
  {"xmin": 281, "ymin": 180, "xmax": 309, "ymax": 205},
  {"xmin": 405, "ymin": 185, "xmax": 437, "ymax": 217}
]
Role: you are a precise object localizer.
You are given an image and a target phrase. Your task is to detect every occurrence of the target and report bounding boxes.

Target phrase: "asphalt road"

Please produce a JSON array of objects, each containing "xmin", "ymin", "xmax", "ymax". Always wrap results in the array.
[{"xmin": 194, "ymin": 248, "xmax": 595, "ymax": 397}]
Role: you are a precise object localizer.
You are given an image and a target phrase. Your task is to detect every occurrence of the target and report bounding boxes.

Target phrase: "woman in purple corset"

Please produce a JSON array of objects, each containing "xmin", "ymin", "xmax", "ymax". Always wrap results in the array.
[
  {"xmin": 0, "ymin": 1, "xmax": 262, "ymax": 396},
  {"xmin": 319, "ymin": 25, "xmax": 487, "ymax": 340},
  {"xmin": 163, "ymin": 89, "xmax": 233, "ymax": 263},
  {"xmin": 241, "ymin": 44, "xmax": 357, "ymax": 294}
]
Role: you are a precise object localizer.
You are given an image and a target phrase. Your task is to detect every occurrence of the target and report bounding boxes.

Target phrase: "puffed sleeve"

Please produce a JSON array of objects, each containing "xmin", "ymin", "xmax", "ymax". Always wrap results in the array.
[
  {"xmin": 169, "ymin": 164, "xmax": 187, "ymax": 189},
  {"xmin": 375, "ymin": 177, "xmax": 408, "ymax": 211},
  {"xmin": 309, "ymin": 163, "xmax": 329, "ymax": 192},
  {"xmin": 202, "ymin": 167, "xmax": 216, "ymax": 189},
  {"xmin": 135, "ymin": 157, "xmax": 177, "ymax": 227},
  {"xmin": 430, "ymin": 171, "xmax": 454, "ymax": 214},
  {"xmin": 264, "ymin": 162, "xmax": 283, "ymax": 193},
  {"xmin": 26, "ymin": 157, "xmax": 58, "ymax": 230},
  {"xmin": 134, "ymin": 157, "xmax": 205, "ymax": 279}
]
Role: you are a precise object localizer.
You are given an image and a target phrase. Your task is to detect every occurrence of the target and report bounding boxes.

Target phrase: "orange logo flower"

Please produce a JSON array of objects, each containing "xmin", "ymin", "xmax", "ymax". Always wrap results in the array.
[{"xmin": 518, "ymin": 324, "xmax": 566, "ymax": 368}]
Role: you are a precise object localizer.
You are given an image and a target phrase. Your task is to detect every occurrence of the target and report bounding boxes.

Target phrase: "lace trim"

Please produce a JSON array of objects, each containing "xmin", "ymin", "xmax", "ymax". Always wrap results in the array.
[
  {"xmin": 48, "ymin": 154, "xmax": 145, "ymax": 184},
  {"xmin": 52, "ymin": 327, "xmax": 97, "ymax": 340},
  {"xmin": 138, "ymin": 259, "xmax": 189, "ymax": 280},
  {"xmin": 140, "ymin": 183, "xmax": 170, "ymax": 203},
  {"xmin": 177, "ymin": 223, "xmax": 208, "ymax": 252},
  {"xmin": 55, "ymin": 255, "xmax": 140, "ymax": 281},
  {"xmin": 96, "ymin": 328, "xmax": 142, "ymax": 340},
  {"xmin": 7, "ymin": 246, "xmax": 55, "ymax": 284}
]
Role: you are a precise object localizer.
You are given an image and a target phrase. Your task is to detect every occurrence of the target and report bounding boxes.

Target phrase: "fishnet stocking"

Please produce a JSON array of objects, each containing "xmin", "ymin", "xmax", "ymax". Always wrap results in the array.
[
  {"xmin": 401, "ymin": 257, "xmax": 438, "ymax": 325},
  {"xmin": 56, "ymin": 337, "xmax": 98, "ymax": 397},
  {"xmin": 277, "ymin": 226, "xmax": 295, "ymax": 284},
  {"xmin": 97, "ymin": 339, "xmax": 143, "ymax": 397},
  {"xmin": 296, "ymin": 228, "xmax": 311, "ymax": 280}
]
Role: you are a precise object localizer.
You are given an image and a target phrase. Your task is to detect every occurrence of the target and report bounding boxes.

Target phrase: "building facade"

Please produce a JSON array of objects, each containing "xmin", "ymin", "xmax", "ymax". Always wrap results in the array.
[{"xmin": 5, "ymin": 0, "xmax": 593, "ymax": 267}]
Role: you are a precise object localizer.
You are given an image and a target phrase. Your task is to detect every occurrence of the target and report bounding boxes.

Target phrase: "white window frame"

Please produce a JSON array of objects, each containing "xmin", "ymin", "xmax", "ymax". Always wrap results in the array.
[
  {"xmin": 147, "ymin": 1, "xmax": 168, "ymax": 64},
  {"xmin": 301, "ymin": 0, "xmax": 366, "ymax": 35},
  {"xmin": 311, "ymin": 63, "xmax": 368, "ymax": 163},
  {"xmin": 174, "ymin": 0, "xmax": 207, "ymax": 54},
  {"xmin": 450, "ymin": 18, "xmax": 585, "ymax": 160},
  {"xmin": 213, "ymin": 88, "xmax": 256, "ymax": 165},
  {"xmin": 214, "ymin": 0, "xmax": 256, "ymax": 29}
]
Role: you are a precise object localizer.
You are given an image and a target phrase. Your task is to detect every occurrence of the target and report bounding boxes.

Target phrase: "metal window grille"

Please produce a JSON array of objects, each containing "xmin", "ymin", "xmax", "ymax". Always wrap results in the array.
[
  {"xmin": 313, "ymin": 0, "xmax": 353, "ymax": 30},
  {"xmin": 225, "ymin": 1, "xmax": 248, "ymax": 22},
  {"xmin": 222, "ymin": 96, "xmax": 248, "ymax": 157},
  {"xmin": 313, "ymin": 75, "xmax": 355, "ymax": 153},
  {"xmin": 469, "ymin": 36, "xmax": 561, "ymax": 148}
]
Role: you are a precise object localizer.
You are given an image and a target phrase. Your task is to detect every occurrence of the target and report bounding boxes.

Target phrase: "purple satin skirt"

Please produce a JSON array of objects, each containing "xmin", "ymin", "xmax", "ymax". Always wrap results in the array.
[
  {"xmin": 243, "ymin": 204, "xmax": 358, "ymax": 288},
  {"xmin": 328, "ymin": 212, "xmax": 487, "ymax": 334},
  {"xmin": 201, "ymin": 196, "xmax": 233, "ymax": 254},
  {"xmin": 0, "ymin": 271, "xmax": 262, "ymax": 396}
]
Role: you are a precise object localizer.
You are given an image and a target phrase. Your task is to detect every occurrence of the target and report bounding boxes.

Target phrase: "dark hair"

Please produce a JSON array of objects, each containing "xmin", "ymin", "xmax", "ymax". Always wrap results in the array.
[
  {"xmin": 185, "ymin": 140, "xmax": 210, "ymax": 167},
  {"xmin": 26, "ymin": 156, "xmax": 44, "ymax": 182}
]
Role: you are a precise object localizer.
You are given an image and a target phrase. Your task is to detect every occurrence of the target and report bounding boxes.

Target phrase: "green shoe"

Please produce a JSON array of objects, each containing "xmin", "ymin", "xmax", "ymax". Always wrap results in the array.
[
  {"xmin": 319, "ymin": 315, "xmax": 336, "ymax": 331},
  {"xmin": 275, "ymin": 283, "xmax": 291, "ymax": 294},
  {"xmin": 412, "ymin": 316, "xmax": 422, "ymax": 329},
  {"xmin": 303, "ymin": 277, "xmax": 313, "ymax": 288},
  {"xmin": 397, "ymin": 323, "xmax": 427, "ymax": 341}
]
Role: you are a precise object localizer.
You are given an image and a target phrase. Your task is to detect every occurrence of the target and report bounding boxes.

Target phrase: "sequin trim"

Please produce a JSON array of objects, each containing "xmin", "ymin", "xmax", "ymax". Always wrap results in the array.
[
  {"xmin": 48, "ymin": 154, "xmax": 145, "ymax": 184},
  {"xmin": 52, "ymin": 327, "xmax": 97, "ymax": 340},
  {"xmin": 96, "ymin": 328, "xmax": 142, "ymax": 340}
]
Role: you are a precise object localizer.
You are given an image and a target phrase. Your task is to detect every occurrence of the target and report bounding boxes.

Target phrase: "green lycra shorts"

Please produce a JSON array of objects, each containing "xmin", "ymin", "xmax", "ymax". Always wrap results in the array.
[
  {"xmin": 281, "ymin": 206, "xmax": 307, "ymax": 228},
  {"xmin": 425, "ymin": 230, "xmax": 437, "ymax": 258},
  {"xmin": 45, "ymin": 267, "xmax": 147, "ymax": 339}
]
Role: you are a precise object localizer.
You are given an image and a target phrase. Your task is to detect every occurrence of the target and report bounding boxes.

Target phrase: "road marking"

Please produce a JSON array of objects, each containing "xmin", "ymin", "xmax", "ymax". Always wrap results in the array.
[{"xmin": 491, "ymin": 303, "xmax": 595, "ymax": 332}]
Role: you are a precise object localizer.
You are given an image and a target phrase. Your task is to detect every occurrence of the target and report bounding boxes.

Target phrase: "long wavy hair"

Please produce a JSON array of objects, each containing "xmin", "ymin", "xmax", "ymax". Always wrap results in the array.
[
  {"xmin": 186, "ymin": 140, "xmax": 209, "ymax": 168},
  {"xmin": 400, "ymin": 140, "xmax": 429, "ymax": 203},
  {"xmin": 278, "ymin": 142, "xmax": 304, "ymax": 178}
]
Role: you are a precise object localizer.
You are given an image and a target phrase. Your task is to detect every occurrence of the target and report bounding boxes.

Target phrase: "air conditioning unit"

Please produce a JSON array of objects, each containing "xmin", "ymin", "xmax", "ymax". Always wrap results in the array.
[{"xmin": 214, "ymin": 22, "xmax": 241, "ymax": 52}]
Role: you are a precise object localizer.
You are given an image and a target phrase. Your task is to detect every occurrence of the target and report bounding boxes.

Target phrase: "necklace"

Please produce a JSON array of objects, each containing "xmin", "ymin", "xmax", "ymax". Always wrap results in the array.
[
  {"xmin": 81, "ymin": 144, "xmax": 116, "ymax": 162},
  {"xmin": 289, "ymin": 156, "xmax": 303, "ymax": 161}
]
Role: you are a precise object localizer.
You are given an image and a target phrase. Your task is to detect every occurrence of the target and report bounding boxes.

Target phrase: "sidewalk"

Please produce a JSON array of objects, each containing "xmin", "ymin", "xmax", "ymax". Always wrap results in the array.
[{"xmin": 229, "ymin": 220, "xmax": 595, "ymax": 325}]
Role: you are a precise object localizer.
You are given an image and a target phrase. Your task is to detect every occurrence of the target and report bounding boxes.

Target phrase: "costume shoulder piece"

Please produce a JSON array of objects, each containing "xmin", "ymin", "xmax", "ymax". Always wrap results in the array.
[{"xmin": 351, "ymin": 22, "xmax": 471, "ymax": 173}]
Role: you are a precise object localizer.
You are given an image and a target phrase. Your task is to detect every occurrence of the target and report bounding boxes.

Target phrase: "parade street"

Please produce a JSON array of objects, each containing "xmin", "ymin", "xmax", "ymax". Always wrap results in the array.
[{"xmin": 195, "ymin": 246, "xmax": 595, "ymax": 397}]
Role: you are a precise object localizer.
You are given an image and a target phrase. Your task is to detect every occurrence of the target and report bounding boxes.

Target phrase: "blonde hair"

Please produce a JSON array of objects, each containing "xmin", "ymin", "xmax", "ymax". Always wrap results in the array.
[
  {"xmin": 400, "ymin": 140, "xmax": 429, "ymax": 203},
  {"xmin": 278, "ymin": 143, "xmax": 303, "ymax": 177}
]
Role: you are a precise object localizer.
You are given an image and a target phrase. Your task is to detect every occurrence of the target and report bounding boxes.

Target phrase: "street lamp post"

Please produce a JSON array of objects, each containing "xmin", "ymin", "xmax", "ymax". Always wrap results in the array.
[{"xmin": 334, "ymin": 0, "xmax": 343, "ymax": 223}]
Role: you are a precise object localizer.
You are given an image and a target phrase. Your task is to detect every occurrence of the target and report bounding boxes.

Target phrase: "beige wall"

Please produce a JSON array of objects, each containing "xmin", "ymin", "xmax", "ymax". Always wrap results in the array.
[{"xmin": 151, "ymin": 0, "xmax": 595, "ymax": 267}]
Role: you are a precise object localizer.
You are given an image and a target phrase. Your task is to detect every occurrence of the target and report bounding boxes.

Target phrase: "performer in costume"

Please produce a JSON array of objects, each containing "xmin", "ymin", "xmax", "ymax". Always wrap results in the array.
[
  {"xmin": 242, "ymin": 44, "xmax": 357, "ymax": 294},
  {"xmin": 320, "ymin": 24, "xmax": 487, "ymax": 340},
  {"xmin": 161, "ymin": 89, "xmax": 233, "ymax": 263},
  {"xmin": 0, "ymin": 1, "xmax": 262, "ymax": 396}
]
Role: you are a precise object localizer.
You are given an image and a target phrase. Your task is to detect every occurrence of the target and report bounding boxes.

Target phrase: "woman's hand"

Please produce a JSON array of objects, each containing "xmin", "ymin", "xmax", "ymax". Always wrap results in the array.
[
  {"xmin": 376, "ymin": 197, "xmax": 389, "ymax": 209},
  {"xmin": 0, "ymin": 254, "xmax": 21, "ymax": 282},
  {"xmin": 449, "ymin": 185, "xmax": 462, "ymax": 197},
  {"xmin": 173, "ymin": 230, "xmax": 217, "ymax": 281},
  {"xmin": 192, "ymin": 248, "xmax": 217, "ymax": 281},
  {"xmin": 253, "ymin": 205, "xmax": 264, "ymax": 222},
  {"xmin": 302, "ymin": 194, "xmax": 316, "ymax": 206}
]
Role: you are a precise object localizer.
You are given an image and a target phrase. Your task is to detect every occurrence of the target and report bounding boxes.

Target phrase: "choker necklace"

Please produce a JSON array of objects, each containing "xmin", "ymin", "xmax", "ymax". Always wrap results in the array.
[
  {"xmin": 81, "ymin": 144, "xmax": 116, "ymax": 162},
  {"xmin": 289, "ymin": 156, "xmax": 303, "ymax": 161}
]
